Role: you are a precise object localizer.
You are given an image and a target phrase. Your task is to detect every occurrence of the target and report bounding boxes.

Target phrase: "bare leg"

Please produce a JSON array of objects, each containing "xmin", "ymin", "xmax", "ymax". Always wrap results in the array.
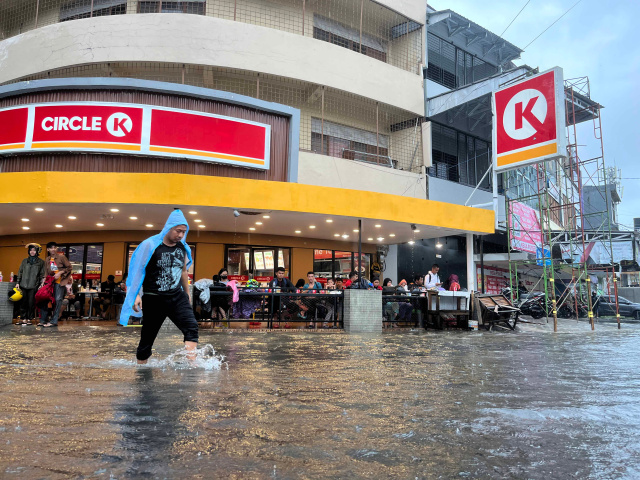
[
  {"xmin": 185, "ymin": 340, "xmax": 197, "ymax": 360},
  {"xmin": 137, "ymin": 358, "xmax": 148, "ymax": 365}
]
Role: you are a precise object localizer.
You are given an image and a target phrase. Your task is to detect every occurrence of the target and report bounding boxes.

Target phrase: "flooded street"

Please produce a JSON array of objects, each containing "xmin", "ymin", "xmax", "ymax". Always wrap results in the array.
[{"xmin": 1, "ymin": 322, "xmax": 640, "ymax": 479}]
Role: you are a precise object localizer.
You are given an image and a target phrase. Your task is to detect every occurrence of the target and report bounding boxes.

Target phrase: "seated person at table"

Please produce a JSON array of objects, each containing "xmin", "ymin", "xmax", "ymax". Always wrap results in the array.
[
  {"xmin": 382, "ymin": 278, "xmax": 413, "ymax": 327},
  {"xmin": 95, "ymin": 275, "xmax": 117, "ymax": 319},
  {"xmin": 335, "ymin": 277, "xmax": 345, "ymax": 290},
  {"xmin": 344, "ymin": 271, "xmax": 357, "ymax": 288},
  {"xmin": 302, "ymin": 272, "xmax": 323, "ymax": 327},
  {"xmin": 61, "ymin": 281, "xmax": 83, "ymax": 319},
  {"xmin": 425, "ymin": 264, "xmax": 442, "ymax": 289},
  {"xmin": 269, "ymin": 267, "xmax": 295, "ymax": 324},
  {"xmin": 409, "ymin": 275, "xmax": 426, "ymax": 293},
  {"xmin": 371, "ymin": 278, "xmax": 382, "ymax": 290},
  {"xmin": 442, "ymin": 274, "xmax": 461, "ymax": 291}
]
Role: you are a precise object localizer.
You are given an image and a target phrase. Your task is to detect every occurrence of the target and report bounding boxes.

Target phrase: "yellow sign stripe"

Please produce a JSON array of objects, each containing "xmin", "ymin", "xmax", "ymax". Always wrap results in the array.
[
  {"xmin": 149, "ymin": 146, "xmax": 265, "ymax": 166},
  {"xmin": 0, "ymin": 143, "xmax": 25, "ymax": 150},
  {"xmin": 32, "ymin": 142, "xmax": 141, "ymax": 151},
  {"xmin": 497, "ymin": 143, "xmax": 557, "ymax": 167}
]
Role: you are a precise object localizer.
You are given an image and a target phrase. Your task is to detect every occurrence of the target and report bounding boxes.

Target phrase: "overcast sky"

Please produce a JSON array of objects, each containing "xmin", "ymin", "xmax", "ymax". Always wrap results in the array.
[{"xmin": 430, "ymin": 0, "xmax": 639, "ymax": 229}]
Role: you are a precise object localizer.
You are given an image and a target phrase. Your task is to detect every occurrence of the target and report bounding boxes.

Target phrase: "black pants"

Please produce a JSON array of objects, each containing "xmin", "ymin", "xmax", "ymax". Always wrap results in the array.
[
  {"xmin": 20, "ymin": 288, "xmax": 36, "ymax": 320},
  {"xmin": 137, "ymin": 290, "xmax": 199, "ymax": 361}
]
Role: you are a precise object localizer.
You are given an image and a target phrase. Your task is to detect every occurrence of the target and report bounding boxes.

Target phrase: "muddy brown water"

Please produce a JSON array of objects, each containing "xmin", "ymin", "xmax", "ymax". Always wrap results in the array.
[{"xmin": 1, "ymin": 321, "xmax": 639, "ymax": 479}]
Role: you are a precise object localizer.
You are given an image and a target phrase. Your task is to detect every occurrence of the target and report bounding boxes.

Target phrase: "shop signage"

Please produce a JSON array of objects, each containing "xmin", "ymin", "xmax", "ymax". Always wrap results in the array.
[
  {"xmin": 493, "ymin": 67, "xmax": 566, "ymax": 172},
  {"xmin": 0, "ymin": 102, "xmax": 271, "ymax": 170}
]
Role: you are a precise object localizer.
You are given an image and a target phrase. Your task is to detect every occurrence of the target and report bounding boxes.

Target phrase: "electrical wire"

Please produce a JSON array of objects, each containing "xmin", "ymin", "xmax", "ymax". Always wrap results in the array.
[
  {"xmin": 500, "ymin": 0, "xmax": 531, "ymax": 37},
  {"xmin": 523, "ymin": 0, "xmax": 585, "ymax": 50}
]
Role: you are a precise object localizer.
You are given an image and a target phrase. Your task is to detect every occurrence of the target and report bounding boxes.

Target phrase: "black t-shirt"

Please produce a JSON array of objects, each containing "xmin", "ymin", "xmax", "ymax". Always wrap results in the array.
[{"xmin": 143, "ymin": 243, "xmax": 187, "ymax": 295}]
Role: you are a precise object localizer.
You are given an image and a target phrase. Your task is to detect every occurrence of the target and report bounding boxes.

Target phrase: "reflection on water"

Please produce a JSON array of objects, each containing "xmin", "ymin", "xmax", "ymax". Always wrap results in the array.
[{"xmin": 1, "ymin": 323, "xmax": 640, "ymax": 479}]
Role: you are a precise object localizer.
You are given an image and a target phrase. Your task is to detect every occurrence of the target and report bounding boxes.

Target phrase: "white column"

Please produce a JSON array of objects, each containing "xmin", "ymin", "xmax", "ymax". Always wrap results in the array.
[
  {"xmin": 466, "ymin": 233, "xmax": 475, "ymax": 292},
  {"xmin": 385, "ymin": 244, "xmax": 398, "ymax": 284}
]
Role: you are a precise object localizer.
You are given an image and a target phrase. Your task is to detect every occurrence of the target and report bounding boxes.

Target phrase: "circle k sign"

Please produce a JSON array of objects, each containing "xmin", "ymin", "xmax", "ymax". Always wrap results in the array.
[{"xmin": 493, "ymin": 67, "xmax": 566, "ymax": 172}]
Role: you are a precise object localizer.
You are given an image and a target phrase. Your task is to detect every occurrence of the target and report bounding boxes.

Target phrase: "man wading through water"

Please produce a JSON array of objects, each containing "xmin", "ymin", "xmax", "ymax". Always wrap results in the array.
[{"xmin": 119, "ymin": 210, "xmax": 199, "ymax": 364}]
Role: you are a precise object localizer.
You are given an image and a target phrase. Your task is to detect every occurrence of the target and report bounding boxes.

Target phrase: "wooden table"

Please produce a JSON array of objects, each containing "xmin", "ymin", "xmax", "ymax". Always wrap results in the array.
[{"xmin": 426, "ymin": 290, "xmax": 471, "ymax": 329}]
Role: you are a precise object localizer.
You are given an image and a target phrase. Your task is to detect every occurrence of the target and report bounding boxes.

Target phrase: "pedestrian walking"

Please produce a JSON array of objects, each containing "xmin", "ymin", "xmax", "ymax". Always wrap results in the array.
[
  {"xmin": 16, "ymin": 243, "xmax": 45, "ymax": 325},
  {"xmin": 40, "ymin": 242, "xmax": 72, "ymax": 327},
  {"xmin": 119, "ymin": 209, "xmax": 198, "ymax": 364}
]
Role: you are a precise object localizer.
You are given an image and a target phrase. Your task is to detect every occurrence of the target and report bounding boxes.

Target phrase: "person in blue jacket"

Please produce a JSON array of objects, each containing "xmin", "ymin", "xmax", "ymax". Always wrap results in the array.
[{"xmin": 119, "ymin": 209, "xmax": 199, "ymax": 364}]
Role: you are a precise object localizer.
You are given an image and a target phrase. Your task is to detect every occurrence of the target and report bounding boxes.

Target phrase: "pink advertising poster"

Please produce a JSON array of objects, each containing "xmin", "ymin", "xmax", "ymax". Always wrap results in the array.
[{"xmin": 508, "ymin": 201, "xmax": 542, "ymax": 254}]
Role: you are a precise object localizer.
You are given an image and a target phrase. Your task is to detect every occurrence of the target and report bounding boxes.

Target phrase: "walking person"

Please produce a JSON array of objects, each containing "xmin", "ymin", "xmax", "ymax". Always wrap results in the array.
[
  {"xmin": 16, "ymin": 243, "xmax": 45, "ymax": 325},
  {"xmin": 40, "ymin": 242, "xmax": 72, "ymax": 327},
  {"xmin": 119, "ymin": 210, "xmax": 199, "ymax": 364}
]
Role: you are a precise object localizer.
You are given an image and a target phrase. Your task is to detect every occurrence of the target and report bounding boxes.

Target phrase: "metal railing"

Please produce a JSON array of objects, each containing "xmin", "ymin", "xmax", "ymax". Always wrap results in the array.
[{"xmin": 193, "ymin": 286, "xmax": 343, "ymax": 329}]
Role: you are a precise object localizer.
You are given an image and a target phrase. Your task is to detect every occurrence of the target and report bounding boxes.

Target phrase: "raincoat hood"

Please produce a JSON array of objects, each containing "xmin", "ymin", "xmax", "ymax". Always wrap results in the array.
[{"xmin": 119, "ymin": 209, "xmax": 192, "ymax": 325}]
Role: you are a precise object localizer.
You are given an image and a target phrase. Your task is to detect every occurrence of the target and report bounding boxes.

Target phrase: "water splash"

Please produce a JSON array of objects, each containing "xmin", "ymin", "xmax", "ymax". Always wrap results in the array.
[
  {"xmin": 107, "ymin": 344, "xmax": 227, "ymax": 370},
  {"xmin": 163, "ymin": 343, "xmax": 226, "ymax": 370}
]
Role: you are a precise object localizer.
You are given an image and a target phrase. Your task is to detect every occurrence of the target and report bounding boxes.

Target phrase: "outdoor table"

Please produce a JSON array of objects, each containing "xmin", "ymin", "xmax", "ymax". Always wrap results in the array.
[
  {"xmin": 80, "ymin": 290, "xmax": 100, "ymax": 319},
  {"xmin": 426, "ymin": 290, "xmax": 471, "ymax": 329}
]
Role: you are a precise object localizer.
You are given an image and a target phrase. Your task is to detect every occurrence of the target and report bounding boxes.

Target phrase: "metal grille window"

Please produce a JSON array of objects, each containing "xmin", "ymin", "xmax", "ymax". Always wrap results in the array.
[
  {"xmin": 429, "ymin": 122, "xmax": 498, "ymax": 192},
  {"xmin": 310, "ymin": 118, "xmax": 391, "ymax": 167},
  {"xmin": 313, "ymin": 15, "xmax": 387, "ymax": 62},
  {"xmin": 138, "ymin": 1, "xmax": 206, "ymax": 14},
  {"xmin": 427, "ymin": 33, "xmax": 499, "ymax": 90},
  {"xmin": 60, "ymin": 0, "xmax": 127, "ymax": 21}
]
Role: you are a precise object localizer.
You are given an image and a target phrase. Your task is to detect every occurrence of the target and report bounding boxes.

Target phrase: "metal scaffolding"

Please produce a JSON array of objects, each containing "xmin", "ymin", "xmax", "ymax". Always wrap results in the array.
[{"xmin": 505, "ymin": 76, "xmax": 620, "ymax": 331}]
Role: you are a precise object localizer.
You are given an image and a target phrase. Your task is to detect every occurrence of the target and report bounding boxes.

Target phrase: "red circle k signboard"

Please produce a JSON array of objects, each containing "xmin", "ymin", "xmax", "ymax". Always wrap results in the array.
[
  {"xmin": 492, "ymin": 67, "xmax": 566, "ymax": 172},
  {"xmin": 0, "ymin": 102, "xmax": 271, "ymax": 170}
]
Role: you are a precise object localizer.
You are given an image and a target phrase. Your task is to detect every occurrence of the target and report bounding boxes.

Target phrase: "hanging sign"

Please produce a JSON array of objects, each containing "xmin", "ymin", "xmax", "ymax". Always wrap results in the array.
[
  {"xmin": 493, "ymin": 67, "xmax": 566, "ymax": 172},
  {"xmin": 0, "ymin": 102, "xmax": 271, "ymax": 170}
]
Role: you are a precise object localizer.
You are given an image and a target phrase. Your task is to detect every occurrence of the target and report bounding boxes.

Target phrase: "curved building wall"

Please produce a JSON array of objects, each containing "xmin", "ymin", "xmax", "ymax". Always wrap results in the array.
[{"xmin": 0, "ymin": 14, "xmax": 424, "ymax": 115}]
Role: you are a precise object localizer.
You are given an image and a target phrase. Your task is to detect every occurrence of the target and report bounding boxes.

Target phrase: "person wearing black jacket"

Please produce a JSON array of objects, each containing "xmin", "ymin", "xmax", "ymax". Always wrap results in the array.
[
  {"xmin": 269, "ymin": 267, "xmax": 295, "ymax": 324},
  {"xmin": 16, "ymin": 243, "xmax": 45, "ymax": 325}
]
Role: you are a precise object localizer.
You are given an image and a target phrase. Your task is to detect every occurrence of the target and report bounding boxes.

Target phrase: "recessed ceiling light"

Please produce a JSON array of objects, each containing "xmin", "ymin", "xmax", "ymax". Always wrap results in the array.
[
  {"xmin": 35, "ymin": 208, "xmax": 44, "ymax": 212},
  {"xmin": 326, "ymin": 219, "xmax": 333, "ymax": 223},
  {"xmin": 414, "ymin": 229, "xmax": 420, "ymax": 233},
  {"xmin": 189, "ymin": 211, "xmax": 197, "ymax": 215},
  {"xmin": 295, "ymin": 230, "xmax": 302, "ymax": 234},
  {"xmin": 96, "ymin": 223, "xmax": 104, "ymax": 227},
  {"xmin": 309, "ymin": 225, "xmax": 316, "ymax": 229},
  {"xmin": 194, "ymin": 219, "xmax": 202, "ymax": 223},
  {"xmin": 146, "ymin": 224, "xmax": 154, "ymax": 227},
  {"xmin": 129, "ymin": 216, "xmax": 138, "ymax": 220},
  {"xmin": 198, "ymin": 225, "xmax": 206, "ymax": 228},
  {"xmin": 377, "ymin": 237, "xmax": 384, "ymax": 241},
  {"xmin": 353, "ymin": 229, "xmax": 359, "ymax": 233},
  {"xmin": 342, "ymin": 234, "xmax": 349, "ymax": 239},
  {"xmin": 22, "ymin": 226, "xmax": 30, "ymax": 230},
  {"xmin": 68, "ymin": 216, "xmax": 77, "ymax": 220},
  {"xmin": 110, "ymin": 208, "xmax": 119, "ymax": 212},
  {"xmin": 375, "ymin": 224, "xmax": 381, "ymax": 228},
  {"xmin": 263, "ymin": 215, "xmax": 270, "ymax": 219},
  {"xmin": 21, "ymin": 218, "xmax": 29, "ymax": 222},
  {"xmin": 367, "ymin": 237, "xmax": 374, "ymax": 241},
  {"xmin": 249, "ymin": 227, "xmax": 256, "ymax": 231},
  {"xmin": 255, "ymin": 221, "xmax": 263, "ymax": 225},
  {"xmin": 389, "ymin": 234, "xmax": 396, "ymax": 237},
  {"xmin": 55, "ymin": 224, "xmax": 63, "ymax": 228},
  {"xmin": 334, "ymin": 233, "xmax": 340, "ymax": 237},
  {"xmin": 408, "ymin": 240, "xmax": 415, "ymax": 245}
]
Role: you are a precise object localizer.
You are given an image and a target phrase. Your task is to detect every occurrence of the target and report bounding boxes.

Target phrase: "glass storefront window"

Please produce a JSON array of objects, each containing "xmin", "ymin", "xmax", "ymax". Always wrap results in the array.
[
  {"xmin": 126, "ymin": 243, "xmax": 196, "ymax": 280},
  {"xmin": 56, "ymin": 244, "xmax": 103, "ymax": 287},
  {"xmin": 226, "ymin": 246, "xmax": 291, "ymax": 283},
  {"xmin": 313, "ymin": 250, "xmax": 373, "ymax": 280}
]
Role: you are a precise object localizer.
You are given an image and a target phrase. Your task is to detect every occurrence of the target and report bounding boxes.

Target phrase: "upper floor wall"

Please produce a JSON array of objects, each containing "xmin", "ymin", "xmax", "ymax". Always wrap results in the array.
[{"xmin": 0, "ymin": 12, "xmax": 424, "ymax": 115}]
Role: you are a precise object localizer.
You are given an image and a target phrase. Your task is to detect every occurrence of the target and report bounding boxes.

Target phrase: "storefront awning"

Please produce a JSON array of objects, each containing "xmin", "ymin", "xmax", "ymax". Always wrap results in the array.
[{"xmin": 0, "ymin": 172, "xmax": 494, "ymax": 242}]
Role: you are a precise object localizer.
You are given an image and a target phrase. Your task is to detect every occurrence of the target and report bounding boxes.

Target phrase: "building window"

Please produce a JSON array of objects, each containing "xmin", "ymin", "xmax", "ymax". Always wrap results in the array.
[
  {"xmin": 60, "ymin": 0, "xmax": 127, "ymax": 22},
  {"xmin": 137, "ymin": 1, "xmax": 206, "ymax": 14},
  {"xmin": 313, "ymin": 15, "xmax": 387, "ymax": 63},
  {"xmin": 313, "ymin": 250, "xmax": 372, "ymax": 281},
  {"xmin": 310, "ymin": 118, "xmax": 390, "ymax": 166},
  {"xmin": 225, "ymin": 245, "xmax": 291, "ymax": 282},
  {"xmin": 55, "ymin": 244, "xmax": 103, "ymax": 287},
  {"xmin": 427, "ymin": 33, "xmax": 498, "ymax": 90},
  {"xmin": 126, "ymin": 243, "xmax": 196, "ymax": 280},
  {"xmin": 429, "ymin": 122, "xmax": 500, "ymax": 192}
]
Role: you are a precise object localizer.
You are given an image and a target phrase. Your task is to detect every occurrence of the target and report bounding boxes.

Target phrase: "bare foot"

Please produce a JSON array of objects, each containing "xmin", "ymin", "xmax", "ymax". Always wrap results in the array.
[
  {"xmin": 137, "ymin": 359, "xmax": 148, "ymax": 365},
  {"xmin": 185, "ymin": 341, "xmax": 197, "ymax": 362}
]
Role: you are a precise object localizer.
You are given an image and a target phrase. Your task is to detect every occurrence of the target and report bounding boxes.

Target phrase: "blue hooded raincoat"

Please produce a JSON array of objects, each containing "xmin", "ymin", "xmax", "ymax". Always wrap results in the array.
[{"xmin": 119, "ymin": 209, "xmax": 192, "ymax": 326}]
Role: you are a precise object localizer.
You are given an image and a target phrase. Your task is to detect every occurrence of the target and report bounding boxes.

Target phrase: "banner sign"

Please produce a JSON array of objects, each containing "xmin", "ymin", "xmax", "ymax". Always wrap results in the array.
[
  {"xmin": 493, "ymin": 67, "xmax": 566, "ymax": 172},
  {"xmin": 508, "ymin": 201, "xmax": 542, "ymax": 254},
  {"xmin": 0, "ymin": 102, "xmax": 271, "ymax": 170}
]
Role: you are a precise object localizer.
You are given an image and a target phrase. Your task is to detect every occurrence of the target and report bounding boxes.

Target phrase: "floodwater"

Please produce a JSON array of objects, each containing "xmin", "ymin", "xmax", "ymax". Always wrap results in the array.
[{"xmin": 1, "ymin": 321, "xmax": 640, "ymax": 479}]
